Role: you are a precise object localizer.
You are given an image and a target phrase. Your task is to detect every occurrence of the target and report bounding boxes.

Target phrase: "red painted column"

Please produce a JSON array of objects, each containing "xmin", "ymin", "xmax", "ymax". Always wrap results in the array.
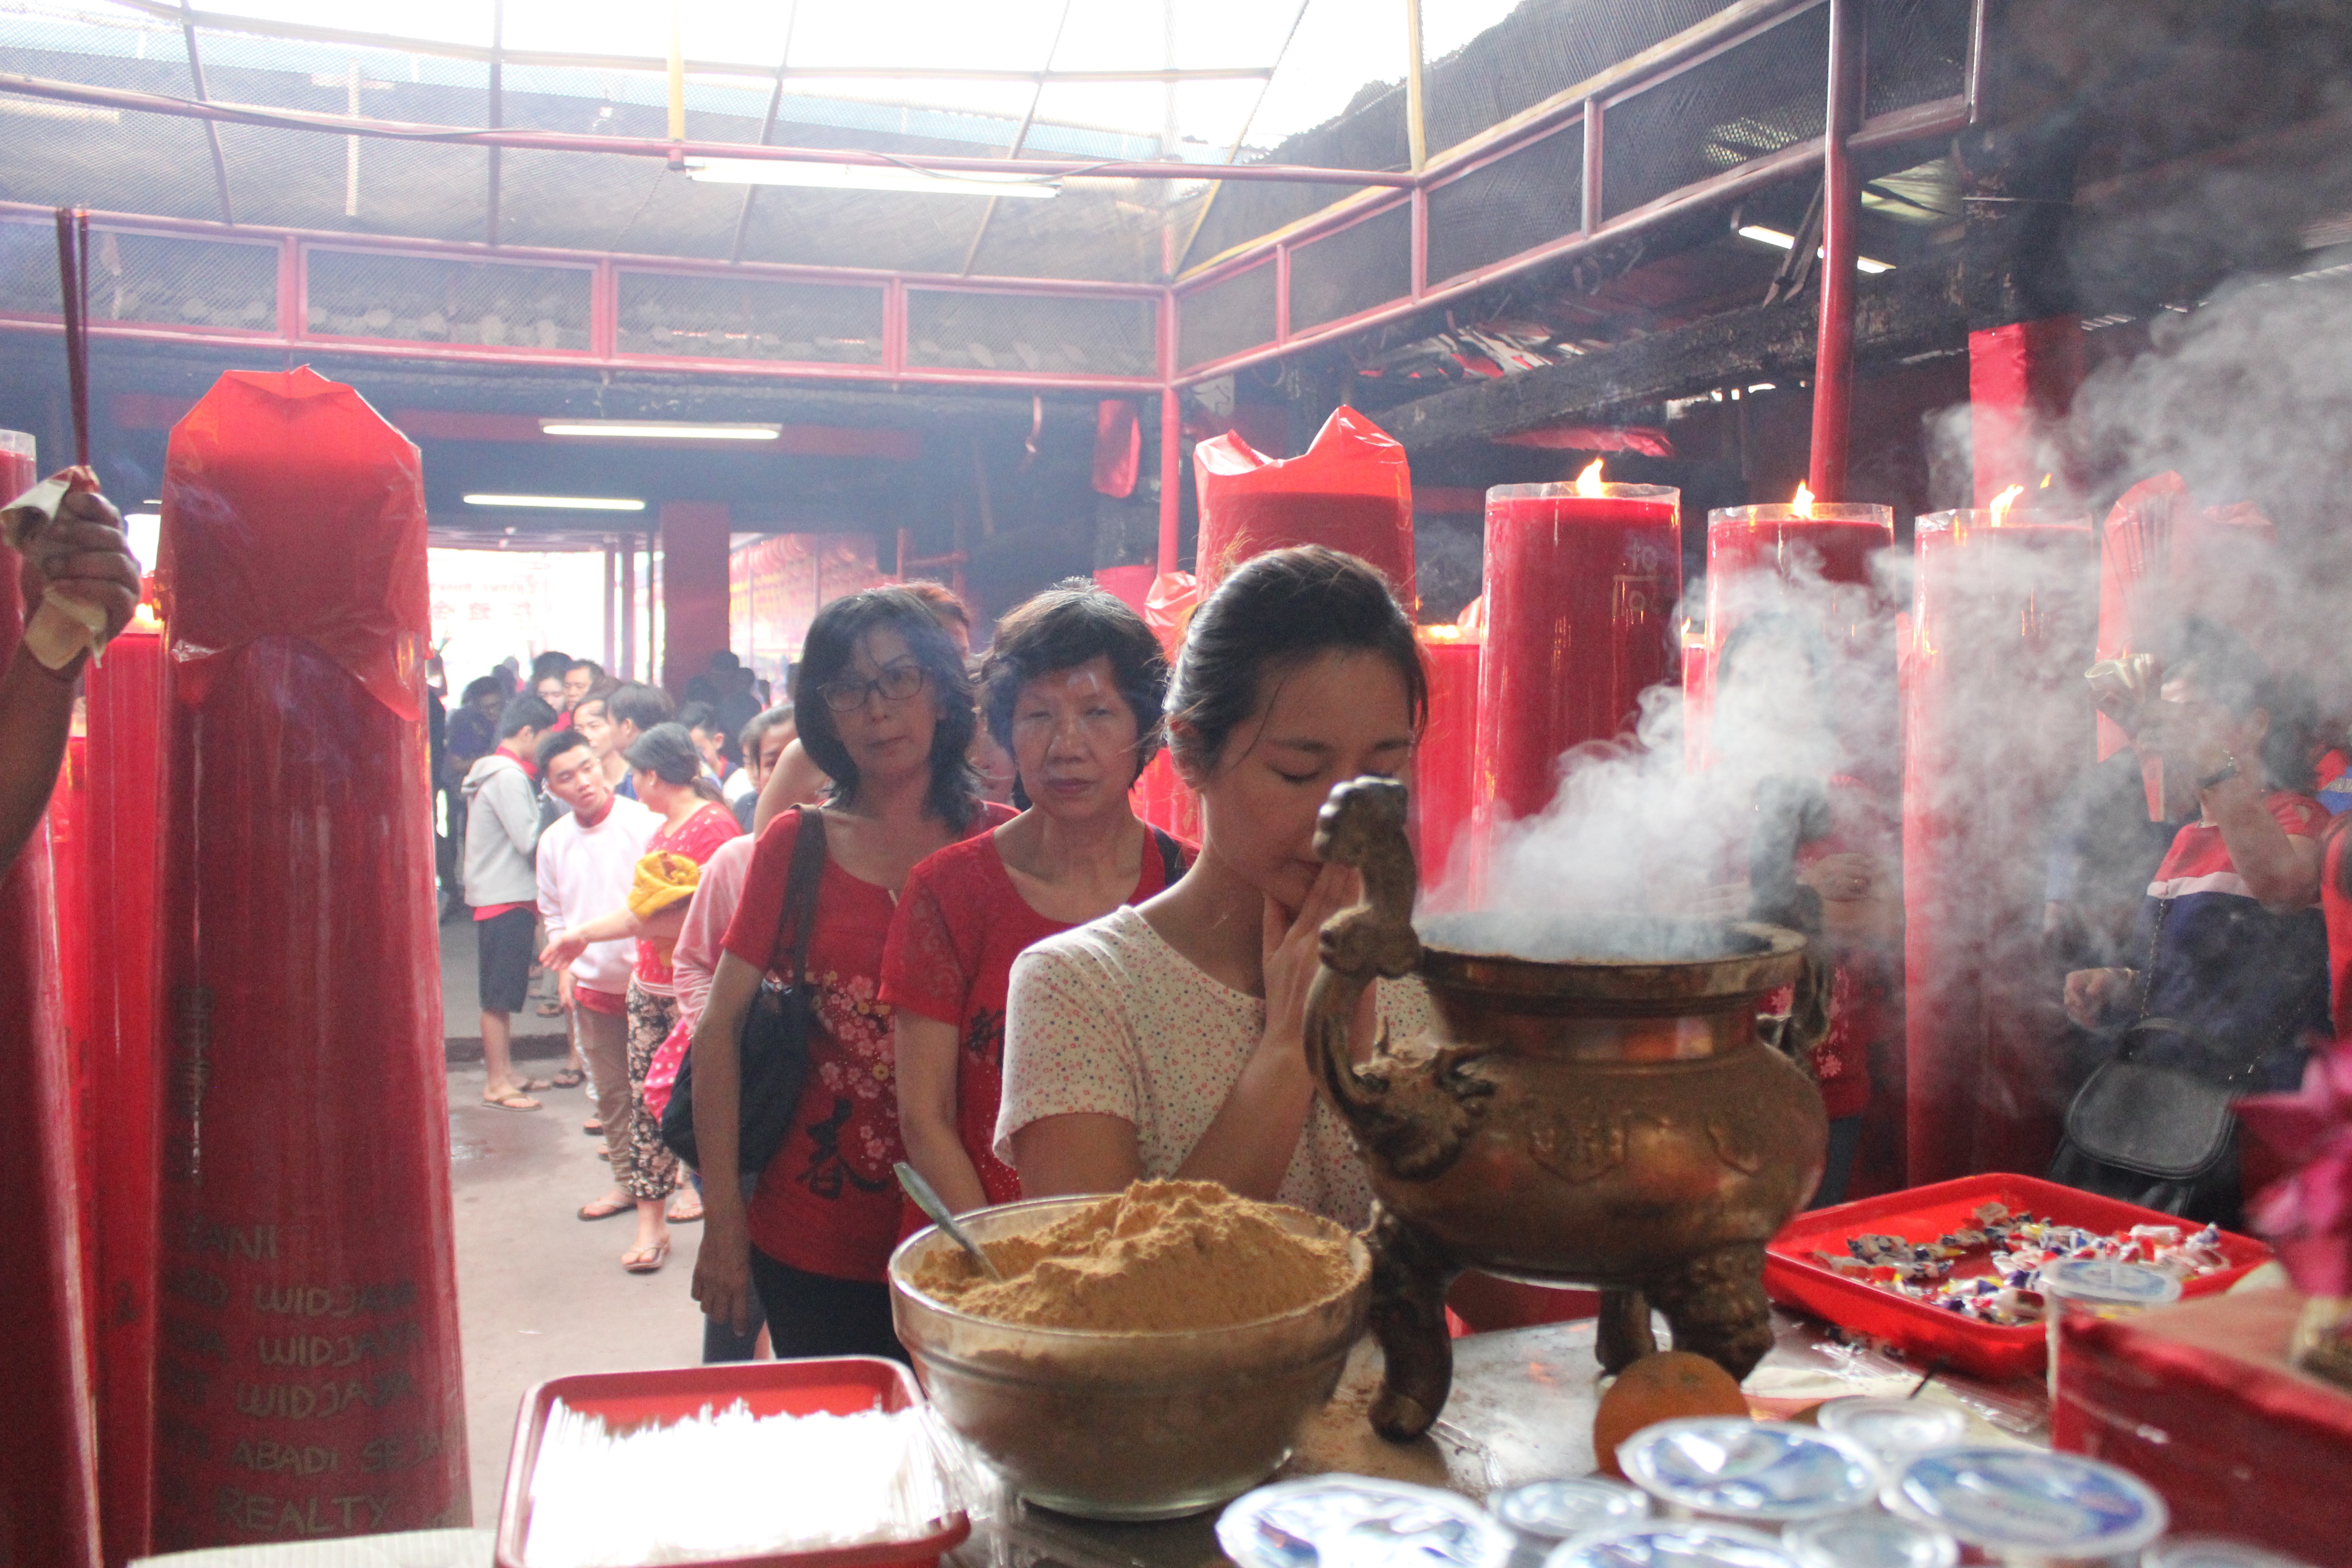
[
  {"xmin": 661, "ymin": 500, "xmax": 731, "ymax": 695},
  {"xmin": 0, "ymin": 429, "xmax": 103, "ymax": 1568},
  {"xmin": 1807, "ymin": 0, "xmax": 1861, "ymax": 502},
  {"xmin": 1968, "ymin": 317, "xmax": 2083, "ymax": 505}
]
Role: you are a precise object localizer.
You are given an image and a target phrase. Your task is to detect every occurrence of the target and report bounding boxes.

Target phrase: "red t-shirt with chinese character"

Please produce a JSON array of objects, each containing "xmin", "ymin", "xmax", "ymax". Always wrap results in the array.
[
  {"xmin": 879, "ymin": 825, "xmax": 1191, "ymax": 1220},
  {"xmin": 723, "ymin": 802, "xmax": 1013, "ymax": 1281}
]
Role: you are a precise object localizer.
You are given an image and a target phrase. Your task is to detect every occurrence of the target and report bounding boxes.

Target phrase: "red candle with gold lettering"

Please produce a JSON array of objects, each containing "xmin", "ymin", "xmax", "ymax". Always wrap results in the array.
[
  {"xmin": 1904, "ymin": 506, "xmax": 2094, "ymax": 1184},
  {"xmin": 1474, "ymin": 473, "xmax": 1679, "ymax": 880}
]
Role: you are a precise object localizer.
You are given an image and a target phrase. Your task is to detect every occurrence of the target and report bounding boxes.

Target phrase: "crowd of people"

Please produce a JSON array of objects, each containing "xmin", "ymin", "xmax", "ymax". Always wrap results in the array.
[{"xmin": 428, "ymin": 541, "xmax": 2352, "ymax": 1364}]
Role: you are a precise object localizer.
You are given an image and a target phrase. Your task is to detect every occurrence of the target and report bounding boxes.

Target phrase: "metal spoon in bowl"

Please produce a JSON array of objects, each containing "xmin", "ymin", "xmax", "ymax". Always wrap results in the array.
[{"xmin": 894, "ymin": 1161, "xmax": 1005, "ymax": 1283}]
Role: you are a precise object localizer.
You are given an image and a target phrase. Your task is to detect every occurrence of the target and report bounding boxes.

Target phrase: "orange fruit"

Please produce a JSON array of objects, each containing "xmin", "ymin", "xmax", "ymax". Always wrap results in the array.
[{"xmin": 1592, "ymin": 1351, "xmax": 1749, "ymax": 1479}]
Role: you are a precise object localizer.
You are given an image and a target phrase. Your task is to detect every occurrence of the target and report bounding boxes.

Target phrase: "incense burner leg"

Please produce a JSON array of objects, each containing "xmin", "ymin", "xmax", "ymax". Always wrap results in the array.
[
  {"xmin": 1365, "ymin": 1204, "xmax": 1460, "ymax": 1442},
  {"xmin": 1596, "ymin": 1287, "xmax": 1657, "ymax": 1376},
  {"xmin": 1646, "ymin": 1243, "xmax": 1775, "ymax": 1382}
]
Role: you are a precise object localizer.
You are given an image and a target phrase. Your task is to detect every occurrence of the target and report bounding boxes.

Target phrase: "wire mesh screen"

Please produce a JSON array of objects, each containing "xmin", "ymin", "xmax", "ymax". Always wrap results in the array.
[
  {"xmin": 616, "ymin": 272, "xmax": 883, "ymax": 363},
  {"xmin": 1419, "ymin": 0, "xmax": 1749, "ymax": 157},
  {"xmin": 1289, "ymin": 202, "xmax": 1411, "ymax": 333},
  {"xmin": 1178, "ymin": 262, "xmax": 1278, "ymax": 371},
  {"xmin": 1426, "ymin": 120, "xmax": 1585, "ymax": 285},
  {"xmin": 303, "ymin": 250, "xmax": 592, "ymax": 348},
  {"xmin": 1602, "ymin": 4, "xmax": 1831, "ymax": 221},
  {"xmin": 0, "ymin": 15, "xmax": 220, "ymax": 222},
  {"xmin": 1864, "ymin": 0, "xmax": 1971, "ymax": 118},
  {"xmin": 193, "ymin": 29, "xmax": 492, "ymax": 240},
  {"xmin": 0, "ymin": 222, "xmax": 277, "ymax": 331},
  {"xmin": 904, "ymin": 290, "xmax": 1155, "ymax": 378}
]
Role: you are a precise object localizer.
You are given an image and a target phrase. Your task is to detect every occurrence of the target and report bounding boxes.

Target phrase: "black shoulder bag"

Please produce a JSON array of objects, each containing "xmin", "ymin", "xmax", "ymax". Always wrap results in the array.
[
  {"xmin": 1150, "ymin": 826, "xmax": 1187, "ymax": 886},
  {"xmin": 2057, "ymin": 900, "xmax": 2284, "ymax": 1196},
  {"xmin": 661, "ymin": 807, "xmax": 827, "ymax": 1177}
]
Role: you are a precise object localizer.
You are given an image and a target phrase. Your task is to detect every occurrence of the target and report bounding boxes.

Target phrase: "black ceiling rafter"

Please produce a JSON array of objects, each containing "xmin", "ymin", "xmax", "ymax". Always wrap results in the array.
[
  {"xmin": 959, "ymin": 0, "xmax": 1076, "ymax": 279},
  {"xmin": 175, "ymin": 0, "xmax": 235, "ymax": 225},
  {"xmin": 729, "ymin": 0, "xmax": 797, "ymax": 267}
]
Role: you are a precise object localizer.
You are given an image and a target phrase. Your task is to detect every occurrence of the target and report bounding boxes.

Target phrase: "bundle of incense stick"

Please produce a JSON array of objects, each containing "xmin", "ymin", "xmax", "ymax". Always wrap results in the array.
[
  {"xmin": 0, "ymin": 208, "xmax": 111, "ymax": 669},
  {"xmin": 524, "ymin": 1397, "xmax": 951, "ymax": 1568}
]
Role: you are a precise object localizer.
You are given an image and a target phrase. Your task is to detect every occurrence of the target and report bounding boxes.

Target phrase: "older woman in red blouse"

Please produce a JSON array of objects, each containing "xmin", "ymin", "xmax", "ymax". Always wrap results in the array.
[{"xmin": 881, "ymin": 581, "xmax": 1189, "ymax": 1217}]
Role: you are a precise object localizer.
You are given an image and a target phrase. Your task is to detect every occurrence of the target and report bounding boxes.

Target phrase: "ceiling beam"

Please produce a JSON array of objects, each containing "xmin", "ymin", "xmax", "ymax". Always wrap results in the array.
[
  {"xmin": 0, "ymin": 73, "xmax": 1408, "ymax": 186},
  {"xmin": 105, "ymin": 3, "xmax": 1269, "ymax": 83},
  {"xmin": 1378, "ymin": 258, "xmax": 1964, "ymax": 454}
]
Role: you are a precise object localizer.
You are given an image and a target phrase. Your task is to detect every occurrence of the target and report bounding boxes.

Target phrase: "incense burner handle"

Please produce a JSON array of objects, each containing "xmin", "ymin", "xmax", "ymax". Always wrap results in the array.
[{"xmin": 1307, "ymin": 778, "xmax": 1490, "ymax": 1181}]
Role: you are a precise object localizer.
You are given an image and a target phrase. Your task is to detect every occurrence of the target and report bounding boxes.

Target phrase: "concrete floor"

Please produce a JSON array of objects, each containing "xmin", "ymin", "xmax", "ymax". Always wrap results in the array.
[{"xmin": 440, "ymin": 920, "xmax": 708, "ymax": 1523}]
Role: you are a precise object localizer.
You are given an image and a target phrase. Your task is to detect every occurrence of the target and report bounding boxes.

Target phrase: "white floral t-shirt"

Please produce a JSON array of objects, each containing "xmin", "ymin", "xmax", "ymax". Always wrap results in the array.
[{"xmin": 996, "ymin": 904, "xmax": 1440, "ymax": 1230}]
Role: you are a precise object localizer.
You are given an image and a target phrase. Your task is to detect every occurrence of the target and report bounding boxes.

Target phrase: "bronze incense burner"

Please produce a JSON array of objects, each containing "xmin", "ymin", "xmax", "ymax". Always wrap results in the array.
[{"xmin": 1307, "ymin": 778, "xmax": 1828, "ymax": 1441}]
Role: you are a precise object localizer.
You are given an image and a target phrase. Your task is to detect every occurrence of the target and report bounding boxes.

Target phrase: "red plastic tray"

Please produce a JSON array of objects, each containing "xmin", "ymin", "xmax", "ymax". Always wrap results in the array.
[
  {"xmin": 1763, "ymin": 1173, "xmax": 2271, "ymax": 1382},
  {"xmin": 495, "ymin": 1355, "xmax": 970, "ymax": 1568}
]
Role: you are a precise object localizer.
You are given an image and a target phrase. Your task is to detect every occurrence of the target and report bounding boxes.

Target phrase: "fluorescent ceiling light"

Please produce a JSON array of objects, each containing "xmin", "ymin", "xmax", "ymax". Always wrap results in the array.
[
  {"xmin": 464, "ymin": 494, "xmax": 647, "ymax": 511},
  {"xmin": 539, "ymin": 420, "xmax": 781, "ymax": 441},
  {"xmin": 684, "ymin": 159, "xmax": 1059, "ymax": 199},
  {"xmin": 1736, "ymin": 225, "xmax": 1895, "ymax": 273}
]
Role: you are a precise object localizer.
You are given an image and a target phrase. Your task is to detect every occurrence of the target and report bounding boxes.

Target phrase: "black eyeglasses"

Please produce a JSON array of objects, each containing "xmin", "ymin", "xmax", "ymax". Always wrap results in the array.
[{"xmin": 819, "ymin": 663, "xmax": 927, "ymax": 712}]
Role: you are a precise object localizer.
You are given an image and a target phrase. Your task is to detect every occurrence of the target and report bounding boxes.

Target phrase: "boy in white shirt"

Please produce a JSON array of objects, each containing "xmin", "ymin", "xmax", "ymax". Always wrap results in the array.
[{"xmin": 535, "ymin": 727, "xmax": 660, "ymax": 1221}]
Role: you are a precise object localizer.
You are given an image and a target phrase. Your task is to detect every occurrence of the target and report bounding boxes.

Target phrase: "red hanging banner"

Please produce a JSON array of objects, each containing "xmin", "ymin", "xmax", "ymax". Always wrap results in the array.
[{"xmin": 149, "ymin": 369, "xmax": 467, "ymax": 1548}]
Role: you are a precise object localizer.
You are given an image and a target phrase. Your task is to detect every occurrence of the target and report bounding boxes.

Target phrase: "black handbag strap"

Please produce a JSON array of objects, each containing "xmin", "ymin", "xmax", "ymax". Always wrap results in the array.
[
  {"xmin": 1151, "ymin": 825, "xmax": 1186, "ymax": 887},
  {"xmin": 779, "ymin": 806, "xmax": 828, "ymax": 986}
]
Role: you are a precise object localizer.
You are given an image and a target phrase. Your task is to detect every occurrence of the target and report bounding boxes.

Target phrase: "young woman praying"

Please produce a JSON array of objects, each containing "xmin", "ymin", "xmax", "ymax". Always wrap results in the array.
[
  {"xmin": 997, "ymin": 547, "xmax": 1436, "ymax": 1230},
  {"xmin": 882, "ymin": 581, "xmax": 1191, "ymax": 1220},
  {"xmin": 689, "ymin": 588, "xmax": 1012, "ymax": 1359}
]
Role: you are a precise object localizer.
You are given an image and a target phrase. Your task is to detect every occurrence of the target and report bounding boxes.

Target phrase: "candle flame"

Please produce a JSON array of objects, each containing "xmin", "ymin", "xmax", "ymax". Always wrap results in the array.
[
  {"xmin": 1989, "ymin": 483, "xmax": 2025, "ymax": 526},
  {"xmin": 1791, "ymin": 482, "xmax": 1814, "ymax": 519},
  {"xmin": 2038, "ymin": 472, "xmax": 2053, "ymax": 489},
  {"xmin": 1574, "ymin": 457, "xmax": 1606, "ymax": 497},
  {"xmin": 1417, "ymin": 622, "xmax": 1467, "ymax": 643},
  {"xmin": 128, "ymin": 602, "xmax": 162, "ymax": 633}
]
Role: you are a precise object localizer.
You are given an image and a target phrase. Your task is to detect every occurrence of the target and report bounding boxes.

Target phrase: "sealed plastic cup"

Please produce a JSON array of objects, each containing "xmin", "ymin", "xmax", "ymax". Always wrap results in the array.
[
  {"xmin": 2041, "ymin": 1259, "xmax": 2182, "ymax": 1403},
  {"xmin": 1492, "ymin": 1479, "xmax": 1649, "ymax": 1568},
  {"xmin": 1786, "ymin": 1514, "xmax": 1959, "ymax": 1568},
  {"xmin": 1219, "ymin": 1476, "xmax": 1515, "ymax": 1568},
  {"xmin": 1617, "ymin": 1418, "xmax": 1877, "ymax": 1524},
  {"xmin": 1544, "ymin": 1522, "xmax": 1798, "ymax": 1568},
  {"xmin": 2144, "ymin": 1539, "xmax": 2319, "ymax": 1568},
  {"xmin": 1891, "ymin": 1447, "xmax": 2167, "ymax": 1561},
  {"xmin": 1815, "ymin": 1398, "xmax": 1965, "ymax": 1472}
]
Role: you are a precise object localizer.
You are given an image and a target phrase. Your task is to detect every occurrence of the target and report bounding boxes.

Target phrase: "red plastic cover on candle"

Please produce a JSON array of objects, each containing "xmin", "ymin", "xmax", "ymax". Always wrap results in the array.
[
  {"xmin": 157, "ymin": 367, "xmax": 429, "ymax": 722},
  {"xmin": 1192, "ymin": 405, "xmax": 1415, "ymax": 606},
  {"xmin": 149, "ymin": 370, "xmax": 466, "ymax": 1548}
]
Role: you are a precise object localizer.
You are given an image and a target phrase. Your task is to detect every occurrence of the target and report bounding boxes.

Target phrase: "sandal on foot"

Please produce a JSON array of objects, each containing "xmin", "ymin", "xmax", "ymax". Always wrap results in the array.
[
  {"xmin": 582, "ymin": 1118, "xmax": 603, "ymax": 1135},
  {"xmin": 518, "ymin": 1075, "xmax": 556, "ymax": 1092},
  {"xmin": 666, "ymin": 1194, "xmax": 704, "ymax": 1224},
  {"xmin": 550, "ymin": 1067, "xmax": 586, "ymax": 1088},
  {"xmin": 481, "ymin": 1089, "xmax": 542, "ymax": 1112},
  {"xmin": 578, "ymin": 1196, "xmax": 632, "ymax": 1221},
  {"xmin": 622, "ymin": 1239, "xmax": 669, "ymax": 1274},
  {"xmin": 536, "ymin": 1001, "xmax": 566, "ymax": 1017}
]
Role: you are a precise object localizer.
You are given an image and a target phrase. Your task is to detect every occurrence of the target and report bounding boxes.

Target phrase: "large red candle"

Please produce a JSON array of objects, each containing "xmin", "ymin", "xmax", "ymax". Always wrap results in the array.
[
  {"xmin": 84, "ymin": 617, "xmax": 167, "ymax": 1567},
  {"xmin": 151, "ymin": 371, "xmax": 468, "ymax": 1547},
  {"xmin": 1904, "ymin": 508, "xmax": 2094, "ymax": 1185},
  {"xmin": 1412, "ymin": 626, "xmax": 1481, "ymax": 903},
  {"xmin": 0, "ymin": 426, "xmax": 103, "ymax": 1568},
  {"xmin": 1705, "ymin": 502, "xmax": 1892, "ymax": 657},
  {"xmin": 1193, "ymin": 405, "xmax": 1415, "ymax": 607},
  {"xmin": 1474, "ymin": 480, "xmax": 1679, "ymax": 872}
]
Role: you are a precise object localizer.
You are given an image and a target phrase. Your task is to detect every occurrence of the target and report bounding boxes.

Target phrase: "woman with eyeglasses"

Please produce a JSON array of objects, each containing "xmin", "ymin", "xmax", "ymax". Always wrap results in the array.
[
  {"xmin": 880, "ymin": 580, "xmax": 1192, "ymax": 1225},
  {"xmin": 689, "ymin": 587, "xmax": 1013, "ymax": 1360}
]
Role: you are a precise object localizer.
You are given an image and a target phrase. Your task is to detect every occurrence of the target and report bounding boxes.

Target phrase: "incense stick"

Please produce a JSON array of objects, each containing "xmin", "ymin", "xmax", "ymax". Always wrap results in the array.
[{"xmin": 54, "ymin": 207, "xmax": 91, "ymax": 469}]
